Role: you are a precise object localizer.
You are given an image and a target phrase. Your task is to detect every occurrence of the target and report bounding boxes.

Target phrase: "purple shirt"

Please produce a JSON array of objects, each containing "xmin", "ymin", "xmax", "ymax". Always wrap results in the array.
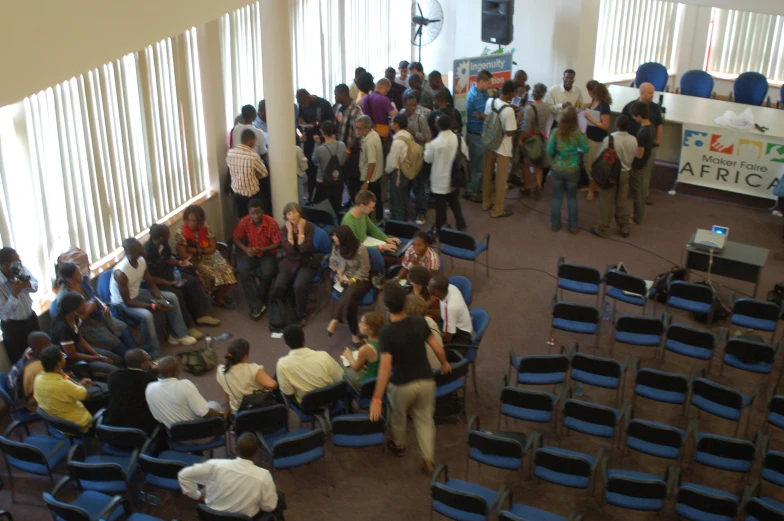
[{"xmin": 361, "ymin": 92, "xmax": 394, "ymax": 127}]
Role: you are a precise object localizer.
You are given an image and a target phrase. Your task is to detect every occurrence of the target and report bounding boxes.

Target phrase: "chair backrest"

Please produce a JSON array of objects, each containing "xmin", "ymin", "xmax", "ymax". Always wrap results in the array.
[
  {"xmin": 635, "ymin": 62, "xmax": 669, "ymax": 91},
  {"xmin": 438, "ymin": 228, "xmax": 477, "ymax": 251},
  {"xmin": 680, "ymin": 70, "xmax": 715, "ymax": 98},
  {"xmin": 616, "ymin": 315, "xmax": 665, "ymax": 336},
  {"xmin": 604, "ymin": 269, "xmax": 647, "ymax": 297},
  {"xmin": 500, "ymin": 386, "xmax": 554, "ymax": 412},
  {"xmin": 139, "ymin": 453, "xmax": 189, "ymax": 480},
  {"xmin": 725, "ymin": 337, "xmax": 775, "ymax": 365},
  {"xmin": 301, "ymin": 207, "xmax": 336, "ymax": 227},
  {"xmin": 96, "ymin": 424, "xmax": 148, "ymax": 453},
  {"xmin": 434, "ymin": 358, "xmax": 470, "ymax": 388},
  {"xmin": 197, "ymin": 503, "xmax": 253, "ymax": 521},
  {"xmin": 97, "ymin": 269, "xmax": 114, "ymax": 303},
  {"xmin": 331, "ymin": 414, "xmax": 385, "ymax": 437},
  {"xmin": 37, "ymin": 407, "xmax": 84, "ymax": 439},
  {"xmin": 312, "ymin": 226, "xmax": 332, "ymax": 255},
  {"xmin": 534, "ymin": 447, "xmax": 592, "ymax": 478},
  {"xmin": 69, "ymin": 458, "xmax": 129, "ymax": 484},
  {"xmin": 564, "ymin": 399, "xmax": 617, "ymax": 428},
  {"xmin": 169, "ymin": 416, "xmax": 226, "ymax": 443},
  {"xmin": 553, "ymin": 302, "xmax": 600, "ymax": 324},
  {"xmin": 627, "ymin": 419, "xmax": 683, "ymax": 449},
  {"xmin": 571, "ymin": 353, "xmax": 622, "ymax": 379},
  {"xmin": 431, "ymin": 479, "xmax": 491, "ymax": 518},
  {"xmin": 676, "ymin": 485, "xmax": 738, "ymax": 518},
  {"xmin": 746, "ymin": 497, "xmax": 784, "ymax": 521},
  {"xmin": 771, "ymin": 395, "xmax": 784, "ymax": 418},
  {"xmin": 667, "ymin": 324, "xmax": 716, "ymax": 350},
  {"xmin": 607, "ymin": 473, "xmax": 667, "ymax": 501},
  {"xmin": 692, "ymin": 378, "xmax": 743, "ymax": 411},
  {"xmin": 233, "ymin": 404, "xmax": 289, "ymax": 437},
  {"xmin": 0, "ymin": 373, "xmax": 16, "ymax": 410},
  {"xmin": 636, "ymin": 368, "xmax": 688, "ymax": 394},
  {"xmin": 732, "ymin": 298, "xmax": 780, "ymax": 321},
  {"xmin": 696, "ymin": 433, "xmax": 755, "ymax": 464},
  {"xmin": 367, "ymin": 248, "xmax": 385, "ymax": 274},
  {"xmin": 734, "ymin": 72, "xmax": 769, "ymax": 106},
  {"xmin": 668, "ymin": 280, "xmax": 715, "ymax": 304},
  {"xmin": 42, "ymin": 492, "xmax": 91, "ymax": 521},
  {"xmin": 383, "ymin": 219, "xmax": 421, "ymax": 240},
  {"xmin": 764, "ymin": 451, "xmax": 784, "ymax": 474},
  {"xmin": 516, "ymin": 354, "xmax": 570, "ymax": 375},
  {"xmin": 470, "ymin": 308, "xmax": 490, "ymax": 343},
  {"xmin": 299, "ymin": 380, "xmax": 348, "ymax": 416},
  {"xmin": 448, "ymin": 276, "xmax": 473, "ymax": 306},
  {"xmin": 0, "ymin": 434, "xmax": 49, "ymax": 468},
  {"xmin": 468, "ymin": 429, "xmax": 524, "ymax": 459},
  {"xmin": 557, "ymin": 262, "xmax": 601, "ymax": 286},
  {"xmin": 271, "ymin": 428, "xmax": 325, "ymax": 459},
  {"xmin": 357, "ymin": 377, "xmax": 378, "ymax": 400}
]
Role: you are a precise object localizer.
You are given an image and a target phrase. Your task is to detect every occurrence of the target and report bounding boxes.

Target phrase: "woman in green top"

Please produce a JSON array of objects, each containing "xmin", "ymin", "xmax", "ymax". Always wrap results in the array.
[
  {"xmin": 546, "ymin": 106, "xmax": 590, "ymax": 233},
  {"xmin": 342, "ymin": 311, "xmax": 384, "ymax": 388}
]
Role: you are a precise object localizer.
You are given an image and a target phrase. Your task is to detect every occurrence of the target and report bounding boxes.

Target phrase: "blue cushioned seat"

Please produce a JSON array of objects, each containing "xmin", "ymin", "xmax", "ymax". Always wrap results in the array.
[
  {"xmin": 627, "ymin": 436, "xmax": 681, "ymax": 459},
  {"xmin": 275, "ymin": 447, "xmax": 324, "ymax": 470},
  {"xmin": 515, "ymin": 370, "xmax": 565, "ymax": 386},
  {"xmin": 635, "ymin": 384, "xmax": 685, "ymax": 404},
  {"xmin": 571, "ymin": 369, "xmax": 619, "ymax": 389},
  {"xmin": 606, "ymin": 286, "xmax": 646, "ymax": 306},
  {"xmin": 58, "ymin": 490, "xmax": 126, "ymax": 521},
  {"xmin": 437, "ymin": 379, "xmax": 465, "ymax": 397},
  {"xmin": 563, "ymin": 417, "xmax": 615, "ymax": 438},
  {"xmin": 724, "ymin": 355, "xmax": 772, "ymax": 374},
  {"xmin": 695, "ymin": 451, "xmax": 752, "ymax": 472},
  {"xmin": 76, "ymin": 454, "xmax": 137, "ymax": 493},
  {"xmin": 692, "ymin": 396, "xmax": 742, "ymax": 421},
  {"xmin": 6, "ymin": 435, "xmax": 69, "ymax": 474},
  {"xmin": 552, "ymin": 318, "xmax": 597, "ymax": 335},
  {"xmin": 332, "ymin": 432, "xmax": 385, "ymax": 447},
  {"xmin": 615, "ymin": 331, "xmax": 661, "ymax": 346},
  {"xmin": 440, "ymin": 243, "xmax": 487, "ymax": 261},
  {"xmin": 668, "ymin": 296, "xmax": 711, "ymax": 314},
  {"xmin": 558, "ymin": 279, "xmax": 599, "ymax": 295},
  {"xmin": 757, "ymin": 497, "xmax": 784, "ymax": 514},
  {"xmin": 770, "ymin": 412, "xmax": 784, "ymax": 429},
  {"xmin": 501, "ymin": 403, "xmax": 552, "ymax": 423},
  {"xmin": 505, "ymin": 504, "xmax": 568, "ymax": 521},
  {"xmin": 762, "ymin": 467, "xmax": 784, "ymax": 487},
  {"xmin": 469, "ymin": 448, "xmax": 522, "ymax": 470},
  {"xmin": 433, "ymin": 478, "xmax": 496, "ymax": 521},
  {"xmin": 666, "ymin": 339, "xmax": 712, "ymax": 359},
  {"xmin": 128, "ymin": 514, "xmax": 167, "ymax": 521},
  {"xmin": 732, "ymin": 314, "xmax": 777, "ymax": 332}
]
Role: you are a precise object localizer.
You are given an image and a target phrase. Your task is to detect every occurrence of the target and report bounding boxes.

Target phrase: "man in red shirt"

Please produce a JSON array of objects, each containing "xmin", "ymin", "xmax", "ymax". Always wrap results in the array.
[{"xmin": 233, "ymin": 199, "xmax": 282, "ymax": 319}]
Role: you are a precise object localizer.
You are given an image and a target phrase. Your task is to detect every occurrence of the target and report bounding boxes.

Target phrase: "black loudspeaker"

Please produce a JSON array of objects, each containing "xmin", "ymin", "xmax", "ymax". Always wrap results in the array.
[{"xmin": 481, "ymin": 0, "xmax": 514, "ymax": 45}]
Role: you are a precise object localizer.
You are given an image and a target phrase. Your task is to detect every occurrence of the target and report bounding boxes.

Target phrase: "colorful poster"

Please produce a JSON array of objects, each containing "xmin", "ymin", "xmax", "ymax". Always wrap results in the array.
[
  {"xmin": 453, "ymin": 53, "xmax": 513, "ymax": 122},
  {"xmin": 678, "ymin": 123, "xmax": 784, "ymax": 200}
]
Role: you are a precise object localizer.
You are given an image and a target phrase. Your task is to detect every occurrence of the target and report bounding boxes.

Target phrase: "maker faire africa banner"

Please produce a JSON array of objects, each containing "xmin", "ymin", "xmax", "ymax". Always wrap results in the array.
[
  {"xmin": 453, "ymin": 53, "xmax": 513, "ymax": 122},
  {"xmin": 678, "ymin": 123, "xmax": 784, "ymax": 200}
]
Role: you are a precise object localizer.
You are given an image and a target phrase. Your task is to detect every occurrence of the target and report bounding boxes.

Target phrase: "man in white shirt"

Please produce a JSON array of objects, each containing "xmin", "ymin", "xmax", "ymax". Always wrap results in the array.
[
  {"xmin": 178, "ymin": 432, "xmax": 280, "ymax": 518},
  {"xmin": 386, "ymin": 114, "xmax": 418, "ymax": 222},
  {"xmin": 231, "ymin": 105, "xmax": 268, "ymax": 157},
  {"xmin": 145, "ymin": 356, "xmax": 224, "ymax": 429},
  {"xmin": 354, "ymin": 115, "xmax": 384, "ymax": 222},
  {"xmin": 276, "ymin": 325, "xmax": 343, "ymax": 403},
  {"xmin": 424, "ymin": 115, "xmax": 467, "ymax": 231},
  {"xmin": 590, "ymin": 115, "xmax": 640, "ymax": 239},
  {"xmin": 396, "ymin": 60, "xmax": 410, "ymax": 87},
  {"xmin": 428, "ymin": 275, "xmax": 473, "ymax": 351},
  {"xmin": 482, "ymin": 80, "xmax": 517, "ymax": 218},
  {"xmin": 545, "ymin": 69, "xmax": 585, "ymax": 115},
  {"xmin": 110, "ymin": 238, "xmax": 196, "ymax": 358}
]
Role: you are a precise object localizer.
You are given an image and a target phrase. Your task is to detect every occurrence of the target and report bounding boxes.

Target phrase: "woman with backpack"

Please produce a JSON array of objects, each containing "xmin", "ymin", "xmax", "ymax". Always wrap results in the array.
[
  {"xmin": 546, "ymin": 107, "xmax": 590, "ymax": 233},
  {"xmin": 519, "ymin": 83, "xmax": 551, "ymax": 199},
  {"xmin": 312, "ymin": 120, "xmax": 347, "ymax": 214}
]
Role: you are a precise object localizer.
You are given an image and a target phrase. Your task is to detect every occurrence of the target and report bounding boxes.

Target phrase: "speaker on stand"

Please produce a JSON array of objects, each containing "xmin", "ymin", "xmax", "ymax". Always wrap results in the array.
[{"xmin": 481, "ymin": 0, "xmax": 514, "ymax": 46}]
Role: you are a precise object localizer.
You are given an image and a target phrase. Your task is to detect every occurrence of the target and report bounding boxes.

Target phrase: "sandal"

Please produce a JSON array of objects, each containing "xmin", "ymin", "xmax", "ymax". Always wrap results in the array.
[
  {"xmin": 387, "ymin": 440, "xmax": 406, "ymax": 457},
  {"xmin": 492, "ymin": 210, "xmax": 513, "ymax": 218}
]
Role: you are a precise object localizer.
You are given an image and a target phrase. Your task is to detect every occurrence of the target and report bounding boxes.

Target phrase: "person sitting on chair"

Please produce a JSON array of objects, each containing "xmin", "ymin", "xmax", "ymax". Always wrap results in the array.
[
  {"xmin": 326, "ymin": 225, "xmax": 372, "ymax": 344},
  {"xmin": 276, "ymin": 324, "xmax": 343, "ymax": 404},
  {"xmin": 396, "ymin": 231, "xmax": 440, "ymax": 280},
  {"xmin": 10, "ymin": 331, "xmax": 52, "ymax": 406},
  {"xmin": 216, "ymin": 339, "xmax": 277, "ymax": 415},
  {"xmin": 106, "ymin": 349, "xmax": 160, "ymax": 436},
  {"xmin": 33, "ymin": 345, "xmax": 95, "ymax": 431},
  {"xmin": 341, "ymin": 312, "xmax": 384, "ymax": 388},
  {"xmin": 427, "ymin": 274, "xmax": 473, "ymax": 351}
]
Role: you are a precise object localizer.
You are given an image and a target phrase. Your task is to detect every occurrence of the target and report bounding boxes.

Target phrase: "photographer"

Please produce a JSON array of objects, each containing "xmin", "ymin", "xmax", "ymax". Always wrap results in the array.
[{"xmin": 0, "ymin": 247, "xmax": 39, "ymax": 364}]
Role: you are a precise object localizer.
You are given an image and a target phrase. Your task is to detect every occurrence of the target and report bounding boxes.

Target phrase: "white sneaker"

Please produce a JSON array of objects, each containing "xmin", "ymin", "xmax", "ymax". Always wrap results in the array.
[{"xmin": 168, "ymin": 335, "xmax": 197, "ymax": 346}]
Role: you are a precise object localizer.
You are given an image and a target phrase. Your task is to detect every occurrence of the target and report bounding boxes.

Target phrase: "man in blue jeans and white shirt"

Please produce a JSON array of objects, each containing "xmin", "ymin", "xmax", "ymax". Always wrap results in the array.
[
  {"xmin": 463, "ymin": 70, "xmax": 493, "ymax": 203},
  {"xmin": 110, "ymin": 238, "xmax": 197, "ymax": 359}
]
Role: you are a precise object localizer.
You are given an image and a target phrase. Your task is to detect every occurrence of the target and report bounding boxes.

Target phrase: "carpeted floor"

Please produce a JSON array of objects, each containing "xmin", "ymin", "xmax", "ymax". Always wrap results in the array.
[{"xmin": 5, "ymin": 181, "xmax": 784, "ymax": 521}]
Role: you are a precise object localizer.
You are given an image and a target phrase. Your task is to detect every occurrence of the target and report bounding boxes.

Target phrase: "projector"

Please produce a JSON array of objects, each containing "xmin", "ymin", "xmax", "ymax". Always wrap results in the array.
[{"xmin": 692, "ymin": 227, "xmax": 728, "ymax": 252}]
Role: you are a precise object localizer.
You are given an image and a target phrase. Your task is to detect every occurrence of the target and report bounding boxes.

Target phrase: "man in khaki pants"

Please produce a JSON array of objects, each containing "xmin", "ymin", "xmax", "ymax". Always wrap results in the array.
[
  {"xmin": 482, "ymin": 80, "xmax": 517, "ymax": 218},
  {"xmin": 369, "ymin": 283, "xmax": 451, "ymax": 473}
]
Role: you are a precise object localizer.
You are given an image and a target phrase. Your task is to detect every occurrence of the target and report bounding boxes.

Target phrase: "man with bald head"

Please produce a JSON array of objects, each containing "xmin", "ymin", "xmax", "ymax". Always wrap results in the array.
[
  {"xmin": 106, "ymin": 348, "xmax": 159, "ymax": 435},
  {"xmin": 178, "ymin": 432, "xmax": 280, "ymax": 518},
  {"xmin": 361, "ymin": 78, "xmax": 399, "ymax": 141},
  {"xmin": 622, "ymin": 82, "xmax": 663, "ymax": 206},
  {"xmin": 145, "ymin": 356, "xmax": 223, "ymax": 430}
]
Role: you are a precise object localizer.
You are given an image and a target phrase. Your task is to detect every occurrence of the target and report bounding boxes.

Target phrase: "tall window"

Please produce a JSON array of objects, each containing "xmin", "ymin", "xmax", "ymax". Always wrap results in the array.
[
  {"xmin": 705, "ymin": 8, "xmax": 784, "ymax": 83},
  {"xmin": 0, "ymin": 28, "xmax": 207, "ymax": 307},
  {"xmin": 594, "ymin": 0, "xmax": 684, "ymax": 82}
]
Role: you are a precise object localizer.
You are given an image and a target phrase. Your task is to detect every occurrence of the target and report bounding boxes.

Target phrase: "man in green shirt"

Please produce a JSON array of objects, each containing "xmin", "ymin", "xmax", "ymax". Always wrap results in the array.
[{"xmin": 341, "ymin": 191, "xmax": 401, "ymax": 252}]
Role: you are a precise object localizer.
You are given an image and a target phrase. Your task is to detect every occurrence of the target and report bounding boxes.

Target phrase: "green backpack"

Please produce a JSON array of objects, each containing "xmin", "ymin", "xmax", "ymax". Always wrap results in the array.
[{"xmin": 177, "ymin": 345, "xmax": 217, "ymax": 376}]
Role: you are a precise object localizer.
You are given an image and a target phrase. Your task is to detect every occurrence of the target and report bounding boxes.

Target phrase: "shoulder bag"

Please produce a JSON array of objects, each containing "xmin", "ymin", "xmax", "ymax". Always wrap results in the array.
[
  {"xmin": 221, "ymin": 367, "xmax": 278, "ymax": 413},
  {"xmin": 522, "ymin": 104, "xmax": 545, "ymax": 162}
]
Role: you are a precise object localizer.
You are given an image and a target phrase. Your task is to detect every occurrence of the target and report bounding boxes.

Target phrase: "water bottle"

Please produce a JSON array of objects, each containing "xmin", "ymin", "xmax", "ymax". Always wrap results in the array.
[
  {"xmin": 214, "ymin": 332, "xmax": 233, "ymax": 341},
  {"xmin": 576, "ymin": 382, "xmax": 584, "ymax": 397},
  {"xmin": 602, "ymin": 301, "xmax": 611, "ymax": 321},
  {"xmin": 173, "ymin": 267, "xmax": 183, "ymax": 286}
]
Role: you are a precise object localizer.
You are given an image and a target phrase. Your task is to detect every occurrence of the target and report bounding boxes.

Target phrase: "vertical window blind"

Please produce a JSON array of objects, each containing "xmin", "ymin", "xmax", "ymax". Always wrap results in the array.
[
  {"xmin": 0, "ymin": 28, "xmax": 207, "ymax": 306},
  {"xmin": 705, "ymin": 8, "xmax": 784, "ymax": 83},
  {"xmin": 594, "ymin": 0, "xmax": 683, "ymax": 82}
]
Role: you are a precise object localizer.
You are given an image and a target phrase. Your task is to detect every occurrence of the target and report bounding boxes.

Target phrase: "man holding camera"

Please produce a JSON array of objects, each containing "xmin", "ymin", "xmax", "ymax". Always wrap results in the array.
[{"xmin": 0, "ymin": 247, "xmax": 39, "ymax": 364}]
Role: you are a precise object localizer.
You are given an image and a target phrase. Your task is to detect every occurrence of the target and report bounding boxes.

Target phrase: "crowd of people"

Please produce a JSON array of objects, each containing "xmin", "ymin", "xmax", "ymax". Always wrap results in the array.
[{"xmin": 0, "ymin": 57, "xmax": 666, "ymax": 520}]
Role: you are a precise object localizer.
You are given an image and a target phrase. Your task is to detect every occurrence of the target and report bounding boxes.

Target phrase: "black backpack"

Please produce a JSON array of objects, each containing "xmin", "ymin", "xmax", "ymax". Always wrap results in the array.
[
  {"xmin": 591, "ymin": 135, "xmax": 622, "ymax": 189},
  {"xmin": 648, "ymin": 266, "xmax": 686, "ymax": 303},
  {"xmin": 322, "ymin": 145, "xmax": 342, "ymax": 186},
  {"xmin": 268, "ymin": 297, "xmax": 298, "ymax": 333},
  {"xmin": 450, "ymin": 133, "xmax": 469, "ymax": 188}
]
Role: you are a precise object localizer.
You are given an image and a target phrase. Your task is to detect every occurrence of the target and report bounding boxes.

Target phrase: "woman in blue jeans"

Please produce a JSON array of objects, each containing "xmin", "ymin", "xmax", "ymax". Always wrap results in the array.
[{"xmin": 546, "ymin": 107, "xmax": 590, "ymax": 233}]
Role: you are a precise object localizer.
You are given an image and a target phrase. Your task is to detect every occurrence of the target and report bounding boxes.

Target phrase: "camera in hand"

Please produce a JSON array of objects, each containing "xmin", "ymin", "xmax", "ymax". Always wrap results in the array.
[{"xmin": 9, "ymin": 261, "xmax": 30, "ymax": 283}]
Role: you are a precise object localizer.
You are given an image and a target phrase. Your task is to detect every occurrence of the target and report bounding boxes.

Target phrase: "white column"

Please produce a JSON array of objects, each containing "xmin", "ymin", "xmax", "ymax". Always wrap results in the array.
[{"xmin": 261, "ymin": 0, "xmax": 298, "ymax": 225}]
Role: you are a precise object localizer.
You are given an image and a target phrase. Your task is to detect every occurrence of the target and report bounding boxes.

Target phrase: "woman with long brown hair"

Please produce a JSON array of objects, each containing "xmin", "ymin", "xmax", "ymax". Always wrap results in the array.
[
  {"xmin": 546, "ymin": 107, "xmax": 590, "ymax": 233},
  {"xmin": 326, "ymin": 225, "xmax": 371, "ymax": 345},
  {"xmin": 583, "ymin": 82, "xmax": 614, "ymax": 200}
]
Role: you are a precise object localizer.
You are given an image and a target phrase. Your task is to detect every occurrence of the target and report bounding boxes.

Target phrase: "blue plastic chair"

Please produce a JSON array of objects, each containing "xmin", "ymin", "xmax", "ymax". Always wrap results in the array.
[
  {"xmin": 601, "ymin": 461, "xmax": 672, "ymax": 512},
  {"xmin": 283, "ymin": 380, "xmax": 348, "ymax": 428},
  {"xmin": 732, "ymin": 72, "xmax": 769, "ymax": 106},
  {"xmin": 633, "ymin": 365, "xmax": 690, "ymax": 416},
  {"xmin": 720, "ymin": 332, "xmax": 779, "ymax": 378},
  {"xmin": 533, "ymin": 446, "xmax": 604, "ymax": 494},
  {"xmin": 97, "ymin": 269, "xmax": 140, "ymax": 327},
  {"xmin": 0, "ymin": 420, "xmax": 70, "ymax": 503},
  {"xmin": 499, "ymin": 375, "xmax": 562, "ymax": 431},
  {"xmin": 167, "ymin": 417, "xmax": 226, "ymax": 457},
  {"xmin": 430, "ymin": 464, "xmax": 506, "ymax": 521},
  {"xmin": 662, "ymin": 323, "xmax": 717, "ymax": 372},
  {"xmin": 675, "ymin": 483, "xmax": 739, "ymax": 521},
  {"xmin": 635, "ymin": 62, "xmax": 669, "ymax": 92},
  {"xmin": 37, "ymin": 406, "xmax": 97, "ymax": 447},
  {"xmin": 434, "ymin": 359, "xmax": 470, "ymax": 422},
  {"xmin": 497, "ymin": 492, "xmax": 582, "ymax": 521},
  {"xmin": 95, "ymin": 423, "xmax": 153, "ymax": 458},
  {"xmin": 66, "ymin": 442, "xmax": 139, "ymax": 498},
  {"xmin": 679, "ymin": 70, "xmax": 715, "ymax": 98},
  {"xmin": 448, "ymin": 276, "xmax": 473, "ymax": 306},
  {"xmin": 309, "ymin": 226, "xmax": 333, "ymax": 310},
  {"xmin": 602, "ymin": 268, "xmax": 648, "ymax": 316},
  {"xmin": 302, "ymin": 206, "xmax": 337, "ymax": 234},
  {"xmin": 43, "ymin": 476, "xmax": 129, "ymax": 521},
  {"xmin": 556, "ymin": 257, "xmax": 602, "ymax": 306},
  {"xmin": 768, "ymin": 394, "xmax": 784, "ymax": 433},
  {"xmin": 446, "ymin": 308, "xmax": 490, "ymax": 398},
  {"xmin": 690, "ymin": 378, "xmax": 757, "ymax": 437},
  {"xmin": 625, "ymin": 418, "xmax": 688, "ymax": 465},
  {"xmin": 466, "ymin": 415, "xmax": 537, "ymax": 481},
  {"xmin": 745, "ymin": 497, "xmax": 784, "ymax": 521},
  {"xmin": 438, "ymin": 227, "xmax": 490, "ymax": 278},
  {"xmin": 138, "ymin": 448, "xmax": 202, "ymax": 506},
  {"xmin": 330, "ymin": 413, "xmax": 386, "ymax": 482},
  {"xmin": 762, "ymin": 451, "xmax": 784, "ymax": 492},
  {"xmin": 550, "ymin": 299, "xmax": 601, "ymax": 351},
  {"xmin": 610, "ymin": 314, "xmax": 666, "ymax": 358},
  {"xmin": 383, "ymin": 219, "xmax": 421, "ymax": 240},
  {"xmin": 666, "ymin": 280, "xmax": 716, "ymax": 325},
  {"xmin": 730, "ymin": 297, "xmax": 780, "ymax": 343},
  {"xmin": 568, "ymin": 350, "xmax": 629, "ymax": 406},
  {"xmin": 259, "ymin": 425, "xmax": 329, "ymax": 496},
  {"xmin": 562, "ymin": 399, "xmax": 626, "ymax": 448},
  {"xmin": 693, "ymin": 432, "xmax": 755, "ymax": 475},
  {"xmin": 345, "ymin": 376, "xmax": 378, "ymax": 411},
  {"xmin": 508, "ymin": 349, "xmax": 569, "ymax": 389},
  {"xmin": 0, "ymin": 373, "xmax": 41, "ymax": 438}
]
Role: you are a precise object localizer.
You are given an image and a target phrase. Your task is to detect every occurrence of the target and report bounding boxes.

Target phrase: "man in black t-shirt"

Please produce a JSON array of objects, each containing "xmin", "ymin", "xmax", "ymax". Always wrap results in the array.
[
  {"xmin": 370, "ymin": 283, "xmax": 450, "ymax": 473},
  {"xmin": 106, "ymin": 349, "xmax": 160, "ymax": 435},
  {"xmin": 629, "ymin": 102, "xmax": 656, "ymax": 225},
  {"xmin": 621, "ymin": 83, "xmax": 663, "ymax": 206}
]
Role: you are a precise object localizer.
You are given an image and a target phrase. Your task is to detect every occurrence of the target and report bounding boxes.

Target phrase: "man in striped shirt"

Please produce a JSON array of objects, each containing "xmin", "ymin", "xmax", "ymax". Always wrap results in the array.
[{"xmin": 227, "ymin": 129, "xmax": 268, "ymax": 219}]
